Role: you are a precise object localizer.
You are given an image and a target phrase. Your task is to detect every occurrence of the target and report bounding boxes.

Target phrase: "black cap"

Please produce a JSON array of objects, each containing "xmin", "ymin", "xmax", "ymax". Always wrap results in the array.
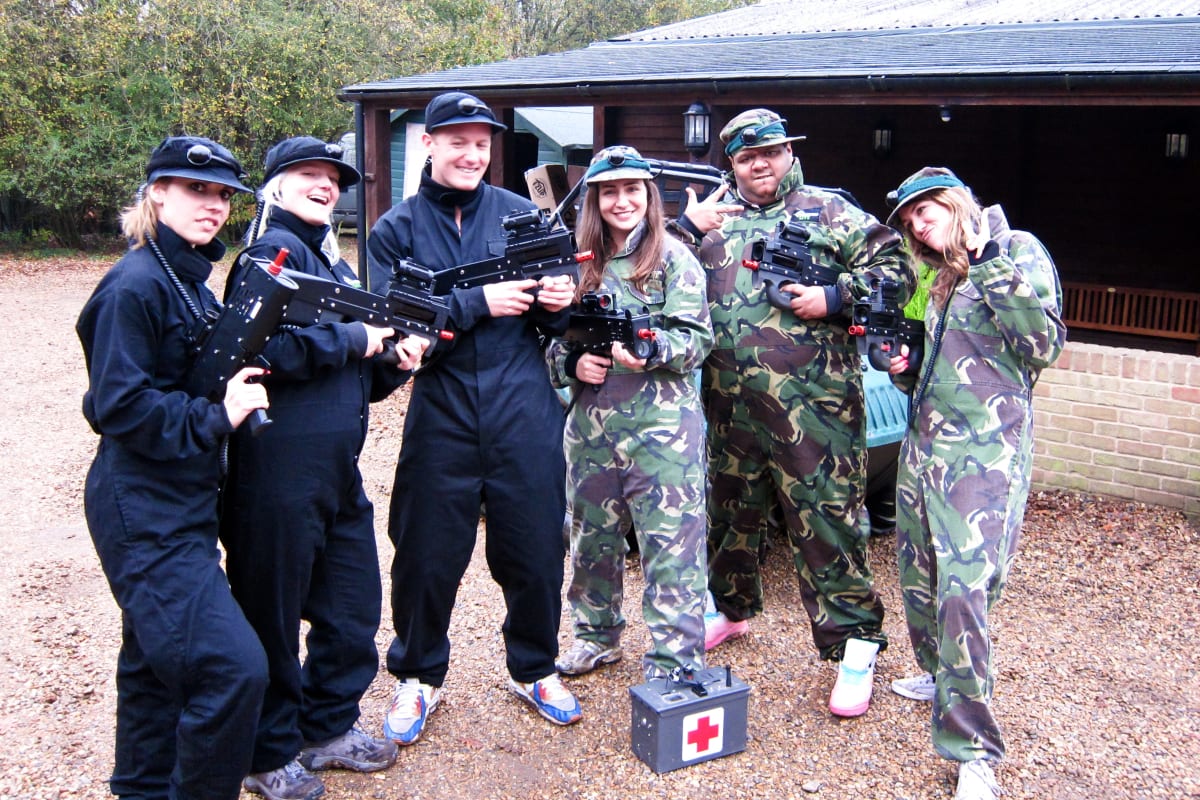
[
  {"xmin": 262, "ymin": 136, "xmax": 361, "ymax": 190},
  {"xmin": 145, "ymin": 136, "xmax": 251, "ymax": 193},
  {"xmin": 424, "ymin": 92, "xmax": 507, "ymax": 133}
]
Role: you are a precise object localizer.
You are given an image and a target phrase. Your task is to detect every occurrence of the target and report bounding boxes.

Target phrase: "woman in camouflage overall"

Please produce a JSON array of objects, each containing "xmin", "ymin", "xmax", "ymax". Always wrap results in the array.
[
  {"xmin": 885, "ymin": 167, "xmax": 1066, "ymax": 800},
  {"xmin": 547, "ymin": 146, "xmax": 714, "ymax": 681}
]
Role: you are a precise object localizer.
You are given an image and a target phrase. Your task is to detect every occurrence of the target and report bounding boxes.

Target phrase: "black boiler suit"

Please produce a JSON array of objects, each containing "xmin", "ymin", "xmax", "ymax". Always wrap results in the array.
[{"xmin": 366, "ymin": 173, "xmax": 568, "ymax": 687}]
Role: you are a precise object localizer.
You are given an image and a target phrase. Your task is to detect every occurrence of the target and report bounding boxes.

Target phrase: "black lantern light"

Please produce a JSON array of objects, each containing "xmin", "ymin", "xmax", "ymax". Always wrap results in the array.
[{"xmin": 683, "ymin": 101, "xmax": 711, "ymax": 157}]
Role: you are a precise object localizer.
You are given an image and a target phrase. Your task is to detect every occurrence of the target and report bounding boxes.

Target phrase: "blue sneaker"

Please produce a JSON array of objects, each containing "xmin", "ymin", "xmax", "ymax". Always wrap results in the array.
[
  {"xmin": 383, "ymin": 678, "xmax": 440, "ymax": 745},
  {"xmin": 507, "ymin": 673, "xmax": 582, "ymax": 726}
]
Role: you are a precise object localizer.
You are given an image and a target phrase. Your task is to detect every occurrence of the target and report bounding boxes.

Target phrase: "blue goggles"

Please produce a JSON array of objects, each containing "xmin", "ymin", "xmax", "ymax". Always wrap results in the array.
[{"xmin": 724, "ymin": 121, "xmax": 788, "ymax": 156}]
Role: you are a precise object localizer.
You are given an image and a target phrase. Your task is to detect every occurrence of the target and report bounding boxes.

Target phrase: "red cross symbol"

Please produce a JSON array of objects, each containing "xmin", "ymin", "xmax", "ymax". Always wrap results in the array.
[{"xmin": 686, "ymin": 715, "xmax": 721, "ymax": 752}]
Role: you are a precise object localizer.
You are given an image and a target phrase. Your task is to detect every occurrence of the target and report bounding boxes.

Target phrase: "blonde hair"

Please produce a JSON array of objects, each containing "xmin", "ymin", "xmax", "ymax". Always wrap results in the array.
[
  {"xmin": 574, "ymin": 179, "xmax": 666, "ymax": 298},
  {"xmin": 252, "ymin": 171, "xmax": 340, "ymax": 263},
  {"xmin": 897, "ymin": 186, "xmax": 982, "ymax": 309},
  {"xmin": 119, "ymin": 183, "xmax": 163, "ymax": 248}
]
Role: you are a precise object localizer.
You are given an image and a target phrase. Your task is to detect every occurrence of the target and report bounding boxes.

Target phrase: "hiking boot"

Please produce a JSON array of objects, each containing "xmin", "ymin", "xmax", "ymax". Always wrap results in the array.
[
  {"xmin": 828, "ymin": 638, "xmax": 879, "ymax": 717},
  {"xmin": 704, "ymin": 610, "xmax": 749, "ymax": 651},
  {"xmin": 955, "ymin": 759, "xmax": 1000, "ymax": 800},
  {"xmin": 243, "ymin": 759, "xmax": 325, "ymax": 800},
  {"xmin": 383, "ymin": 678, "xmax": 441, "ymax": 745},
  {"xmin": 508, "ymin": 673, "xmax": 582, "ymax": 726},
  {"xmin": 891, "ymin": 671, "xmax": 936, "ymax": 702},
  {"xmin": 555, "ymin": 639, "xmax": 623, "ymax": 676},
  {"xmin": 298, "ymin": 725, "xmax": 398, "ymax": 773}
]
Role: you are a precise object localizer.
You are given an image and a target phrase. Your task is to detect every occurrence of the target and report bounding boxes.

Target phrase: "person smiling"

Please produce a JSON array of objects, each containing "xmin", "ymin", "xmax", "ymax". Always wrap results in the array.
[
  {"xmin": 76, "ymin": 135, "xmax": 270, "ymax": 800},
  {"xmin": 220, "ymin": 137, "xmax": 426, "ymax": 800},
  {"xmin": 547, "ymin": 146, "xmax": 713, "ymax": 681},
  {"xmin": 884, "ymin": 167, "xmax": 1065, "ymax": 800},
  {"xmin": 367, "ymin": 91, "xmax": 581, "ymax": 742}
]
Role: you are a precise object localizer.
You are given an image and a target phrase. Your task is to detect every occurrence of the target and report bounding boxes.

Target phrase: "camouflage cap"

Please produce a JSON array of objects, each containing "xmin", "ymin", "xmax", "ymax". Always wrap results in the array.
[
  {"xmin": 720, "ymin": 109, "xmax": 806, "ymax": 157},
  {"xmin": 885, "ymin": 166, "xmax": 966, "ymax": 225}
]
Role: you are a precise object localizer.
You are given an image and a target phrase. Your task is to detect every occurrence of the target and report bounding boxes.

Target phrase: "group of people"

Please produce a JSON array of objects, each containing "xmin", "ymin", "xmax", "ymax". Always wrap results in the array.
[{"xmin": 77, "ymin": 90, "xmax": 1063, "ymax": 800}]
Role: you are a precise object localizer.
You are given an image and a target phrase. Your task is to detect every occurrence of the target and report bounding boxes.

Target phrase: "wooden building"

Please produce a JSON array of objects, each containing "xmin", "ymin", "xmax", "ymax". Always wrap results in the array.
[{"xmin": 339, "ymin": 0, "xmax": 1200, "ymax": 352}]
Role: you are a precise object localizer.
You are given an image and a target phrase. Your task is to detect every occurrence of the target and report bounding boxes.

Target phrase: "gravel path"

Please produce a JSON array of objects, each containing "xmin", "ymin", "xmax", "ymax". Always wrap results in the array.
[{"xmin": 0, "ymin": 253, "xmax": 1196, "ymax": 800}]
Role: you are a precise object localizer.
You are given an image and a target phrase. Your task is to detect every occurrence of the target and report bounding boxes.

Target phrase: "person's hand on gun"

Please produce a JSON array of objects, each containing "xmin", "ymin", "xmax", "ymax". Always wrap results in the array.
[
  {"xmin": 535, "ymin": 274, "xmax": 575, "ymax": 313},
  {"xmin": 362, "ymin": 324, "xmax": 396, "ymax": 358},
  {"xmin": 682, "ymin": 186, "xmax": 745, "ymax": 235},
  {"xmin": 484, "ymin": 279, "xmax": 538, "ymax": 317},
  {"xmin": 575, "ymin": 352, "xmax": 611, "ymax": 385},
  {"xmin": 888, "ymin": 343, "xmax": 913, "ymax": 376},
  {"xmin": 224, "ymin": 366, "xmax": 269, "ymax": 429},
  {"xmin": 392, "ymin": 335, "xmax": 430, "ymax": 371},
  {"xmin": 610, "ymin": 341, "xmax": 647, "ymax": 371},
  {"xmin": 783, "ymin": 283, "xmax": 829, "ymax": 319}
]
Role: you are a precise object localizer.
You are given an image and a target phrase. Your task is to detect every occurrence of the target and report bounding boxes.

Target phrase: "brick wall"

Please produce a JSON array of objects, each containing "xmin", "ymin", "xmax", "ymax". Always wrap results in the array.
[{"xmin": 1032, "ymin": 342, "xmax": 1200, "ymax": 517}]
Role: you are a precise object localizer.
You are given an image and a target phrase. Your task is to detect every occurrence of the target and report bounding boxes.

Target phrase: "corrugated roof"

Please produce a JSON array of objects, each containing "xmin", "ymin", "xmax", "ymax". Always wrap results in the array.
[
  {"xmin": 343, "ymin": 17, "xmax": 1200, "ymax": 96},
  {"xmin": 623, "ymin": 0, "xmax": 1200, "ymax": 39}
]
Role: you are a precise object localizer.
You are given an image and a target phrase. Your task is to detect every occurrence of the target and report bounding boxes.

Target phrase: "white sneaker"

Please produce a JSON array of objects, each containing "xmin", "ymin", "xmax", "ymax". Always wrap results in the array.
[
  {"xmin": 555, "ymin": 639, "xmax": 623, "ymax": 676},
  {"xmin": 508, "ymin": 673, "xmax": 582, "ymax": 726},
  {"xmin": 382, "ymin": 678, "xmax": 441, "ymax": 745},
  {"xmin": 955, "ymin": 759, "xmax": 1000, "ymax": 800},
  {"xmin": 891, "ymin": 672, "xmax": 936, "ymax": 702},
  {"xmin": 828, "ymin": 638, "xmax": 879, "ymax": 717}
]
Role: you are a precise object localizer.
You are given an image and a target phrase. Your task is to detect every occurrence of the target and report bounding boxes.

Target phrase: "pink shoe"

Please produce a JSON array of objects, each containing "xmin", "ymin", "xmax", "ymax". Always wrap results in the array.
[
  {"xmin": 828, "ymin": 638, "xmax": 879, "ymax": 718},
  {"xmin": 704, "ymin": 610, "xmax": 749, "ymax": 651}
]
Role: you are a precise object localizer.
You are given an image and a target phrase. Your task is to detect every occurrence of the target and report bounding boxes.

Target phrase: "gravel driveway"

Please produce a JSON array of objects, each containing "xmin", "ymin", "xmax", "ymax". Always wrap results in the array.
[{"xmin": 0, "ymin": 252, "xmax": 1196, "ymax": 800}]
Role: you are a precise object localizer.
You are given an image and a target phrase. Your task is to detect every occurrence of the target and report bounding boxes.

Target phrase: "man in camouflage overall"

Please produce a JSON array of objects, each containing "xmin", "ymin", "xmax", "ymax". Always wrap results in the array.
[
  {"xmin": 884, "ymin": 167, "xmax": 1065, "ymax": 800},
  {"xmin": 672, "ymin": 109, "xmax": 911, "ymax": 717}
]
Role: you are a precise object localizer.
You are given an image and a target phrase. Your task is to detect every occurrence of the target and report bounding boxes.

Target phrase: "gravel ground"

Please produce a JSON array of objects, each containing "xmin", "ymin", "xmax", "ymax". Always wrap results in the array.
[{"xmin": 0, "ymin": 248, "xmax": 1197, "ymax": 800}]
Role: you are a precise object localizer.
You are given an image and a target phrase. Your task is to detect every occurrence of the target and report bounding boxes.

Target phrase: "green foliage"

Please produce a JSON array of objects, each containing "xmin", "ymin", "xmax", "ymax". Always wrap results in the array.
[{"xmin": 0, "ymin": 0, "xmax": 751, "ymax": 246}]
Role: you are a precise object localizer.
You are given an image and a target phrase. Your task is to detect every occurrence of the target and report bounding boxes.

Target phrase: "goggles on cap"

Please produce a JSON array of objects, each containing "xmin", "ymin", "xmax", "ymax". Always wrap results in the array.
[
  {"xmin": 886, "ymin": 173, "xmax": 965, "ymax": 209},
  {"xmin": 584, "ymin": 151, "xmax": 653, "ymax": 181},
  {"xmin": 185, "ymin": 143, "xmax": 243, "ymax": 173},
  {"xmin": 456, "ymin": 96, "xmax": 492, "ymax": 117},
  {"xmin": 724, "ymin": 120, "xmax": 787, "ymax": 156}
]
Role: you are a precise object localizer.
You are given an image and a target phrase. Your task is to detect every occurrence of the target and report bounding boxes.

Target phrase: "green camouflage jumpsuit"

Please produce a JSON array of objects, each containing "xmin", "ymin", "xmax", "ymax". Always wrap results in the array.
[
  {"xmin": 684, "ymin": 159, "xmax": 910, "ymax": 660},
  {"xmin": 547, "ymin": 225, "xmax": 713, "ymax": 678},
  {"xmin": 894, "ymin": 205, "xmax": 1065, "ymax": 763}
]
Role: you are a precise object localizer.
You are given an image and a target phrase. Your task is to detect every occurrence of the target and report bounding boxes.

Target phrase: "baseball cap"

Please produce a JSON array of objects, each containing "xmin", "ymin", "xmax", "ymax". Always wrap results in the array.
[
  {"xmin": 145, "ymin": 136, "xmax": 251, "ymax": 193},
  {"xmin": 885, "ymin": 167, "xmax": 966, "ymax": 225},
  {"xmin": 262, "ymin": 136, "xmax": 361, "ymax": 190},
  {"xmin": 720, "ymin": 109, "xmax": 806, "ymax": 157},
  {"xmin": 584, "ymin": 145, "xmax": 655, "ymax": 184},
  {"xmin": 424, "ymin": 92, "xmax": 507, "ymax": 133}
]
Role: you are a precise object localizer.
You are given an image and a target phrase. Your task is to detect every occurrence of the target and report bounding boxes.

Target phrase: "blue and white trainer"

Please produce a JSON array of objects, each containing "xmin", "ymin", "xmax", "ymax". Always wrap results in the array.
[
  {"xmin": 383, "ymin": 678, "xmax": 441, "ymax": 745},
  {"xmin": 508, "ymin": 673, "xmax": 582, "ymax": 726}
]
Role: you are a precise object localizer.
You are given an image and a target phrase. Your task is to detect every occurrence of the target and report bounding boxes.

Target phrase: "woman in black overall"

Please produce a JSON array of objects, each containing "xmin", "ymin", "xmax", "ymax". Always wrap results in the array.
[
  {"xmin": 219, "ymin": 137, "xmax": 426, "ymax": 800},
  {"xmin": 76, "ymin": 136, "xmax": 270, "ymax": 800}
]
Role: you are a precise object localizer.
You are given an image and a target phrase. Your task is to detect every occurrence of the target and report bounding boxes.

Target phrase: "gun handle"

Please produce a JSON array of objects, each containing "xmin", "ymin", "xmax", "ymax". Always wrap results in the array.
[
  {"xmin": 866, "ymin": 343, "xmax": 894, "ymax": 372},
  {"xmin": 765, "ymin": 280, "xmax": 795, "ymax": 311},
  {"xmin": 246, "ymin": 409, "xmax": 273, "ymax": 436}
]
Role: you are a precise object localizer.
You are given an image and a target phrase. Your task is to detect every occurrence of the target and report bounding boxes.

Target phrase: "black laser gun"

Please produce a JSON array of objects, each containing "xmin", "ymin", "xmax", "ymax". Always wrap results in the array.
[
  {"xmin": 184, "ymin": 248, "xmax": 296, "ymax": 436},
  {"xmin": 741, "ymin": 218, "xmax": 843, "ymax": 311},
  {"xmin": 407, "ymin": 208, "xmax": 593, "ymax": 296},
  {"xmin": 564, "ymin": 292, "xmax": 658, "ymax": 360},
  {"xmin": 848, "ymin": 277, "xmax": 924, "ymax": 373}
]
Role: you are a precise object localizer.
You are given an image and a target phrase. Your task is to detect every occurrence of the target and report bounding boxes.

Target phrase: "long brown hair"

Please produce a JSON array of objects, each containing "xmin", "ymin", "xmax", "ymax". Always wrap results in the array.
[
  {"xmin": 896, "ymin": 186, "xmax": 982, "ymax": 309},
  {"xmin": 574, "ymin": 178, "xmax": 666, "ymax": 298}
]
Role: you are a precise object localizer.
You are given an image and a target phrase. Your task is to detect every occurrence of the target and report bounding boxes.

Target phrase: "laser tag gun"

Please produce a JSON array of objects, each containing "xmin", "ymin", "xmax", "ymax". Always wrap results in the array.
[
  {"xmin": 741, "ymin": 217, "xmax": 844, "ymax": 311},
  {"xmin": 184, "ymin": 248, "xmax": 296, "ymax": 435},
  {"xmin": 564, "ymin": 292, "xmax": 658, "ymax": 360},
  {"xmin": 422, "ymin": 208, "xmax": 593, "ymax": 296},
  {"xmin": 273, "ymin": 264, "xmax": 456, "ymax": 364},
  {"xmin": 848, "ymin": 277, "xmax": 925, "ymax": 373}
]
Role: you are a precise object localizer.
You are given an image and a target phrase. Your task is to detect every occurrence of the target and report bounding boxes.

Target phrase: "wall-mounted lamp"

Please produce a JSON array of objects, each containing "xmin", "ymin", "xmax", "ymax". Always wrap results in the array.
[
  {"xmin": 939, "ymin": 106, "xmax": 952, "ymax": 123},
  {"xmin": 1166, "ymin": 132, "xmax": 1189, "ymax": 159},
  {"xmin": 683, "ymin": 101, "xmax": 711, "ymax": 157},
  {"xmin": 873, "ymin": 125, "xmax": 893, "ymax": 157}
]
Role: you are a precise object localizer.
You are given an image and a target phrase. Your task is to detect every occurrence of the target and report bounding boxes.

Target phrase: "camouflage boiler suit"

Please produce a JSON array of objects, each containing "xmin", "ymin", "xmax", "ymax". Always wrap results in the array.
[
  {"xmin": 893, "ymin": 206, "xmax": 1065, "ymax": 763},
  {"xmin": 547, "ymin": 225, "xmax": 713, "ymax": 678},
  {"xmin": 685, "ymin": 160, "xmax": 909, "ymax": 660}
]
